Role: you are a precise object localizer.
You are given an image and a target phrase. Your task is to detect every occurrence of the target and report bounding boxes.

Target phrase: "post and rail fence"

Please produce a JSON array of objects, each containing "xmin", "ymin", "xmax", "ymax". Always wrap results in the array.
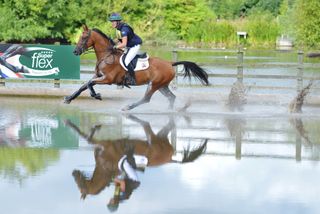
[{"xmin": 0, "ymin": 49, "xmax": 319, "ymax": 92}]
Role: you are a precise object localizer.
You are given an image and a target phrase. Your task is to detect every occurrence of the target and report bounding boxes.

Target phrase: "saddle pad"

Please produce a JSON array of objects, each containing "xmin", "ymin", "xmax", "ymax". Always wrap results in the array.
[{"xmin": 120, "ymin": 54, "xmax": 150, "ymax": 71}]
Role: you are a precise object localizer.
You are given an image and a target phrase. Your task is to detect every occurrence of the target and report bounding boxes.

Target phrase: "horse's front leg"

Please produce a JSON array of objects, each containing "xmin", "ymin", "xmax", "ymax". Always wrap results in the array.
[
  {"xmin": 87, "ymin": 72, "xmax": 115, "ymax": 100},
  {"xmin": 87, "ymin": 79, "xmax": 102, "ymax": 100},
  {"xmin": 64, "ymin": 79, "xmax": 101, "ymax": 104},
  {"xmin": 64, "ymin": 82, "xmax": 89, "ymax": 104}
]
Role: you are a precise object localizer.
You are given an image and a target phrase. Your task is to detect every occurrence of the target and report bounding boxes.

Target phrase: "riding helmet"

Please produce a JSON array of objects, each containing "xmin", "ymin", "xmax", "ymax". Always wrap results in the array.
[{"xmin": 109, "ymin": 13, "xmax": 122, "ymax": 21}]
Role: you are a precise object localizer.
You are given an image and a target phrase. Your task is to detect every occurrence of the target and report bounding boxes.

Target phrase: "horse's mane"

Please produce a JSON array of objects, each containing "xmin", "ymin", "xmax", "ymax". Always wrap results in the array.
[{"xmin": 92, "ymin": 28, "xmax": 115, "ymax": 46}]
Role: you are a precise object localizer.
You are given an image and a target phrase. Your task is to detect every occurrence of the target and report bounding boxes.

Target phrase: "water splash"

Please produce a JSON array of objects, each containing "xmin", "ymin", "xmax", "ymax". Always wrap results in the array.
[
  {"xmin": 226, "ymin": 80, "xmax": 248, "ymax": 111},
  {"xmin": 289, "ymin": 80, "xmax": 313, "ymax": 113}
]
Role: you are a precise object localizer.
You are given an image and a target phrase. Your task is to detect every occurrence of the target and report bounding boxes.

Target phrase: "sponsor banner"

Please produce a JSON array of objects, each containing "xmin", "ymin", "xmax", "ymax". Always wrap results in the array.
[{"xmin": 0, "ymin": 44, "xmax": 80, "ymax": 79}]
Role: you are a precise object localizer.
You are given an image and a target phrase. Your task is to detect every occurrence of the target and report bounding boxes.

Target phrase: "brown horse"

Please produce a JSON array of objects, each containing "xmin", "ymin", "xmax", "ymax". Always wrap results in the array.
[
  {"xmin": 64, "ymin": 25, "xmax": 209, "ymax": 110},
  {"xmin": 65, "ymin": 114, "xmax": 207, "ymax": 200}
]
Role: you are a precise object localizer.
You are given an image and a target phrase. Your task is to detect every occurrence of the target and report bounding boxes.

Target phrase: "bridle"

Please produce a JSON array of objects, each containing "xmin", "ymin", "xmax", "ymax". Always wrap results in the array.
[
  {"xmin": 78, "ymin": 30, "xmax": 93, "ymax": 54},
  {"xmin": 77, "ymin": 28, "xmax": 123, "ymax": 68}
]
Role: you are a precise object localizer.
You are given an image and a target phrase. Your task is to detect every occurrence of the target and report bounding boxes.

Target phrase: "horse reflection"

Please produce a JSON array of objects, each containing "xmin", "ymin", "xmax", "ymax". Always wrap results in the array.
[{"xmin": 65, "ymin": 115, "xmax": 207, "ymax": 207}]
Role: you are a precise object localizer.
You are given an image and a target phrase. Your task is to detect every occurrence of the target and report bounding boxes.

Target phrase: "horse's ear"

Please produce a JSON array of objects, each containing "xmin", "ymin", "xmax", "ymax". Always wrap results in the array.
[{"xmin": 83, "ymin": 24, "xmax": 88, "ymax": 31}]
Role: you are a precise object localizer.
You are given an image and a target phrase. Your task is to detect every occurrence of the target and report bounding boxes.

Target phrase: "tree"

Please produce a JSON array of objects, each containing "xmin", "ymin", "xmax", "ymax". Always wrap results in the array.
[
  {"xmin": 246, "ymin": 11, "xmax": 280, "ymax": 44},
  {"xmin": 277, "ymin": 0, "xmax": 295, "ymax": 38},
  {"xmin": 161, "ymin": 0, "xmax": 216, "ymax": 40},
  {"xmin": 0, "ymin": 0, "xmax": 50, "ymax": 42},
  {"xmin": 209, "ymin": 0, "xmax": 246, "ymax": 19},
  {"xmin": 294, "ymin": 0, "xmax": 320, "ymax": 47},
  {"xmin": 0, "ymin": 0, "xmax": 83, "ymax": 43}
]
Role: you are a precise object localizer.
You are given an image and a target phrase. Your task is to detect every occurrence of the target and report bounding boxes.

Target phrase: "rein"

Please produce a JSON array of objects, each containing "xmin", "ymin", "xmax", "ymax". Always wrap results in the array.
[
  {"xmin": 78, "ymin": 28, "xmax": 124, "ymax": 68},
  {"xmin": 79, "ymin": 30, "xmax": 92, "ymax": 54},
  {"xmin": 95, "ymin": 52, "xmax": 116, "ymax": 68}
]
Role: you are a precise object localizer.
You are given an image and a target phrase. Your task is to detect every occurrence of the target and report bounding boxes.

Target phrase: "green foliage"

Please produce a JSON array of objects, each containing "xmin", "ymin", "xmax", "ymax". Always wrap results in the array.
[
  {"xmin": 254, "ymin": 0, "xmax": 283, "ymax": 16},
  {"xmin": 159, "ymin": 0, "xmax": 216, "ymax": 40},
  {"xmin": 277, "ymin": 0, "xmax": 295, "ymax": 38},
  {"xmin": 0, "ymin": 0, "xmax": 318, "ymax": 48},
  {"xmin": 294, "ymin": 0, "xmax": 320, "ymax": 47},
  {"xmin": 0, "ymin": 1, "xmax": 49, "ymax": 41},
  {"xmin": 0, "ymin": 0, "xmax": 83, "ymax": 42},
  {"xmin": 187, "ymin": 20, "xmax": 236, "ymax": 47},
  {"xmin": 210, "ymin": 0, "xmax": 285, "ymax": 18},
  {"xmin": 209, "ymin": 0, "xmax": 246, "ymax": 19},
  {"xmin": 246, "ymin": 11, "xmax": 280, "ymax": 45}
]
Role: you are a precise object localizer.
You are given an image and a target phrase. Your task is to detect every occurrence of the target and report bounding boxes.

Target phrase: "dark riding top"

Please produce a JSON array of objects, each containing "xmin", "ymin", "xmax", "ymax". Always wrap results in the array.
[{"xmin": 116, "ymin": 23, "xmax": 142, "ymax": 48}]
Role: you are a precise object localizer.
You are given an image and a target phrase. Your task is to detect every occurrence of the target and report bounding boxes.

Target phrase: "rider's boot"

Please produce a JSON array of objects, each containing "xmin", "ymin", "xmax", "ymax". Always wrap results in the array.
[
  {"xmin": 122, "ymin": 74, "xmax": 131, "ymax": 88},
  {"xmin": 127, "ymin": 63, "xmax": 136, "ymax": 85}
]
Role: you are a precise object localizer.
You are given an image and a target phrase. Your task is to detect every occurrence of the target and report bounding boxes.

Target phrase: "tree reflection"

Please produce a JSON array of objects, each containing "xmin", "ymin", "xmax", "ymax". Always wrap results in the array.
[
  {"xmin": 0, "ymin": 147, "xmax": 59, "ymax": 184},
  {"xmin": 0, "ymin": 111, "xmax": 59, "ymax": 184}
]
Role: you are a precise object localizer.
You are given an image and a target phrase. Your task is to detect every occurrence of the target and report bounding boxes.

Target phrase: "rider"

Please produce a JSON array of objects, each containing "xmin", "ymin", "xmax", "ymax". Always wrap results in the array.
[{"xmin": 108, "ymin": 12, "xmax": 142, "ymax": 85}]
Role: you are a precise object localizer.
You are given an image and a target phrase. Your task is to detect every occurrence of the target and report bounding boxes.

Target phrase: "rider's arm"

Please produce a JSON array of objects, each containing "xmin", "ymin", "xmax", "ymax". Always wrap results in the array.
[{"xmin": 115, "ymin": 36, "xmax": 127, "ymax": 49}]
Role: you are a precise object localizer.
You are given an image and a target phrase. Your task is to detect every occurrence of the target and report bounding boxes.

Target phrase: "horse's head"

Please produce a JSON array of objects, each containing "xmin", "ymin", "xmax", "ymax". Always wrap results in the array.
[
  {"xmin": 73, "ymin": 25, "xmax": 93, "ymax": 55},
  {"xmin": 74, "ymin": 24, "xmax": 116, "ymax": 56}
]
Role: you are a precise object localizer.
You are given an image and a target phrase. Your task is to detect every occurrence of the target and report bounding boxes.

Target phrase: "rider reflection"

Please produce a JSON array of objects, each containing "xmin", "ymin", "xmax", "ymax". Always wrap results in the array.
[{"xmin": 108, "ymin": 145, "xmax": 148, "ymax": 211}]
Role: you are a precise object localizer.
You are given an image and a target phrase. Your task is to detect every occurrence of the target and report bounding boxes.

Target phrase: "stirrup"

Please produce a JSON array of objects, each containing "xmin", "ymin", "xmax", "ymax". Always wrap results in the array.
[
  {"xmin": 122, "ymin": 75, "xmax": 131, "ymax": 88},
  {"xmin": 129, "ymin": 76, "xmax": 136, "ymax": 85}
]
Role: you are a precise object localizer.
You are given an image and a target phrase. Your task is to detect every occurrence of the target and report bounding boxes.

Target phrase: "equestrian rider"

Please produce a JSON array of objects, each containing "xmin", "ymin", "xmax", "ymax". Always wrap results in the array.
[{"xmin": 109, "ymin": 13, "xmax": 142, "ymax": 85}]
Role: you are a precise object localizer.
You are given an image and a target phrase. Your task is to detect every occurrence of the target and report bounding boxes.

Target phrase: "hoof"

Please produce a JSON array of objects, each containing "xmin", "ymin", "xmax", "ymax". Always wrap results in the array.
[
  {"xmin": 64, "ymin": 96, "xmax": 71, "ymax": 104},
  {"xmin": 121, "ymin": 105, "xmax": 133, "ymax": 111},
  {"xmin": 94, "ymin": 93, "xmax": 102, "ymax": 100}
]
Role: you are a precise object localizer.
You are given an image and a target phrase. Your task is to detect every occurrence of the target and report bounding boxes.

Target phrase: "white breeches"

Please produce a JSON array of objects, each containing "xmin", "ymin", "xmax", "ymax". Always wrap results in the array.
[{"xmin": 125, "ymin": 45, "xmax": 141, "ymax": 66}]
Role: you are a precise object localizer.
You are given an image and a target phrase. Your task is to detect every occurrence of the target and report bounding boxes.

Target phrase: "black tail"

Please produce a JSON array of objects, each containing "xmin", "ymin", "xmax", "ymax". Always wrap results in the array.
[
  {"xmin": 171, "ymin": 139, "xmax": 208, "ymax": 164},
  {"xmin": 307, "ymin": 52, "xmax": 320, "ymax": 58},
  {"xmin": 172, "ymin": 61, "xmax": 209, "ymax": 86}
]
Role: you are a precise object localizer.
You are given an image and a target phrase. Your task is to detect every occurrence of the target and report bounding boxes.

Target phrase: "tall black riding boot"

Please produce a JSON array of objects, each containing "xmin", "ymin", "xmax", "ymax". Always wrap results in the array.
[{"xmin": 127, "ymin": 68, "xmax": 136, "ymax": 85}]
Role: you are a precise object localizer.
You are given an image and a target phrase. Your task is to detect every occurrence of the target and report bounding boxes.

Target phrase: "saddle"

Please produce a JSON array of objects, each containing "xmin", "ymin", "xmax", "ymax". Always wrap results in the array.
[{"xmin": 120, "ymin": 52, "xmax": 149, "ymax": 71}]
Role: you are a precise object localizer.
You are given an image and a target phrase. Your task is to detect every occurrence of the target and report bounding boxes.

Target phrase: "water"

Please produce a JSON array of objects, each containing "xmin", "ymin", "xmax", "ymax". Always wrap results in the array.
[{"xmin": 0, "ymin": 97, "xmax": 320, "ymax": 214}]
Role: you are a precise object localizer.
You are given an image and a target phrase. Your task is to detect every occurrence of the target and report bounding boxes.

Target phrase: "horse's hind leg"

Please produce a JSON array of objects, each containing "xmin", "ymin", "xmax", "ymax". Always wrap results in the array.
[
  {"xmin": 157, "ymin": 115, "xmax": 175, "ymax": 138},
  {"xmin": 127, "ymin": 114, "xmax": 155, "ymax": 144},
  {"xmin": 159, "ymin": 85, "xmax": 176, "ymax": 109},
  {"xmin": 122, "ymin": 82, "xmax": 157, "ymax": 111}
]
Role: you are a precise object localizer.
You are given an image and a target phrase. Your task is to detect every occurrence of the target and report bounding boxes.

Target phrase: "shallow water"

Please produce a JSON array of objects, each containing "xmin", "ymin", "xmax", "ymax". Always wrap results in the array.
[{"xmin": 0, "ymin": 97, "xmax": 320, "ymax": 214}]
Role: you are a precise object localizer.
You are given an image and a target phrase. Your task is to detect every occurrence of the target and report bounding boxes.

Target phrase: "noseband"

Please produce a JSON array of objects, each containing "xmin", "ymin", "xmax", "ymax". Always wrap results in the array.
[{"xmin": 79, "ymin": 30, "xmax": 92, "ymax": 54}]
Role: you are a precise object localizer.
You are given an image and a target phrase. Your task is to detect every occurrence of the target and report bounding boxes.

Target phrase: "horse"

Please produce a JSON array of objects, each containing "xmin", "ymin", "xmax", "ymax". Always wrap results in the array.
[
  {"xmin": 64, "ymin": 114, "xmax": 207, "ymax": 200},
  {"xmin": 64, "ymin": 25, "xmax": 209, "ymax": 111}
]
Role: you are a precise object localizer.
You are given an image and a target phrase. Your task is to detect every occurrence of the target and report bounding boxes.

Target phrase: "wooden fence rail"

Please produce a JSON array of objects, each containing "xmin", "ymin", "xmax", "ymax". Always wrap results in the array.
[
  {"xmin": 172, "ymin": 49, "xmax": 320, "ymax": 91},
  {"xmin": 0, "ymin": 50, "xmax": 319, "ymax": 91}
]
